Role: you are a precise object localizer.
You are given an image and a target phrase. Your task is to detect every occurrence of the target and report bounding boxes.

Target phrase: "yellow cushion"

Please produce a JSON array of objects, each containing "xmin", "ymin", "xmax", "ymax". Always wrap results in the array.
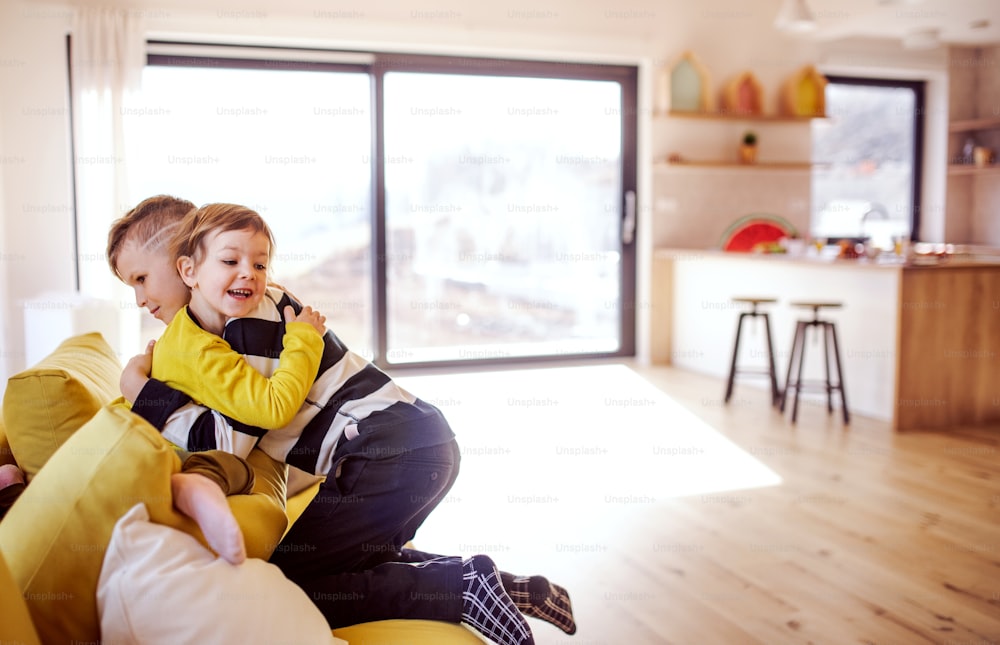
[
  {"xmin": 0, "ymin": 549, "xmax": 40, "ymax": 645},
  {"xmin": 0, "ymin": 404, "xmax": 178, "ymax": 644},
  {"xmin": 0, "ymin": 403, "xmax": 290, "ymax": 644},
  {"xmin": 2, "ymin": 332, "xmax": 120, "ymax": 479},
  {"xmin": 333, "ymin": 619, "xmax": 485, "ymax": 644}
]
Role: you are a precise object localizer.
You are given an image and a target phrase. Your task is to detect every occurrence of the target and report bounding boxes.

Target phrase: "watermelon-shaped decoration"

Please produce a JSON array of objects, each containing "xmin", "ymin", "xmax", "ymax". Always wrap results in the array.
[{"xmin": 719, "ymin": 213, "xmax": 797, "ymax": 252}]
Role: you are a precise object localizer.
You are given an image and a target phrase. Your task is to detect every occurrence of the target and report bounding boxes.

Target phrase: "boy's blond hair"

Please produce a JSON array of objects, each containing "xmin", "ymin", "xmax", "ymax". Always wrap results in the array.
[
  {"xmin": 107, "ymin": 195, "xmax": 196, "ymax": 279},
  {"xmin": 170, "ymin": 203, "xmax": 277, "ymax": 266}
]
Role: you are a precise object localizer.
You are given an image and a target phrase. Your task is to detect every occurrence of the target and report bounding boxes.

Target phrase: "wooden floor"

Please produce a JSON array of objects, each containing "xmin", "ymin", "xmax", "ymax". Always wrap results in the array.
[
  {"xmin": 402, "ymin": 361, "xmax": 1000, "ymax": 645},
  {"xmin": 613, "ymin": 363, "xmax": 1000, "ymax": 645}
]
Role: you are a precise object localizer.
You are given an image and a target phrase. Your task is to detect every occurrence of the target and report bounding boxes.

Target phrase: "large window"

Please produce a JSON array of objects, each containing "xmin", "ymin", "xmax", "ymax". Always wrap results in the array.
[
  {"xmin": 811, "ymin": 76, "xmax": 924, "ymax": 247},
  {"xmin": 125, "ymin": 46, "xmax": 637, "ymax": 368}
]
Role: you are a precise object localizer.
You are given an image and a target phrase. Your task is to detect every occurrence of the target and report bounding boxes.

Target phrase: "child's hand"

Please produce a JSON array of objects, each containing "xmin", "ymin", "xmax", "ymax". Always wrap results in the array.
[
  {"xmin": 284, "ymin": 305, "xmax": 327, "ymax": 335},
  {"xmin": 120, "ymin": 340, "xmax": 155, "ymax": 403}
]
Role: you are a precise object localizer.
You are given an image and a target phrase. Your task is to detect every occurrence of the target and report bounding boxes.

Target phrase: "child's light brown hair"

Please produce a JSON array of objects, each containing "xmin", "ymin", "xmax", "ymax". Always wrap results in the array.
[
  {"xmin": 170, "ymin": 203, "xmax": 277, "ymax": 266},
  {"xmin": 107, "ymin": 195, "xmax": 196, "ymax": 280}
]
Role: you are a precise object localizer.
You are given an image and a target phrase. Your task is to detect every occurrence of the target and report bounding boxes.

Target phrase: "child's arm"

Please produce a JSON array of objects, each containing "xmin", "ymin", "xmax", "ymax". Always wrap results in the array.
[
  {"xmin": 131, "ymin": 376, "xmax": 262, "ymax": 456},
  {"xmin": 121, "ymin": 340, "xmax": 215, "ymax": 439},
  {"xmin": 120, "ymin": 341, "xmax": 260, "ymax": 455},
  {"xmin": 153, "ymin": 307, "xmax": 325, "ymax": 430}
]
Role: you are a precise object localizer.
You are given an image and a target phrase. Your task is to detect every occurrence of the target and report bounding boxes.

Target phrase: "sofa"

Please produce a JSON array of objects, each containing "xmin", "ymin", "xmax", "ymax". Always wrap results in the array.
[{"xmin": 0, "ymin": 332, "xmax": 483, "ymax": 644}]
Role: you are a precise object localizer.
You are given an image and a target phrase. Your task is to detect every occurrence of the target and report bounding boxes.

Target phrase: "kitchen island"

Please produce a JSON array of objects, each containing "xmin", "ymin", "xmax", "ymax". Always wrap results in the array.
[{"xmin": 651, "ymin": 248, "xmax": 1000, "ymax": 431}]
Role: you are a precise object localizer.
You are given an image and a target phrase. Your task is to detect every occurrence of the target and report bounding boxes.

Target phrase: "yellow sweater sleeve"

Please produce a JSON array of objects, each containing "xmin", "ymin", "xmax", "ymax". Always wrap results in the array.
[{"xmin": 152, "ymin": 311, "xmax": 324, "ymax": 430}]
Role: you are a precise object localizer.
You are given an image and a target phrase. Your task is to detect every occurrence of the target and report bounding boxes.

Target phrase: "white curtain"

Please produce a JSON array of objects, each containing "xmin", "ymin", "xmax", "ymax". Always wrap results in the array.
[
  {"xmin": 71, "ymin": 7, "xmax": 144, "ymax": 299},
  {"xmin": 70, "ymin": 7, "xmax": 144, "ymax": 355}
]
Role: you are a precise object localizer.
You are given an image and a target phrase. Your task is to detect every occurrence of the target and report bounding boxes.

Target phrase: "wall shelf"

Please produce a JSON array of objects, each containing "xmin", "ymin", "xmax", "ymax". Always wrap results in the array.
[
  {"xmin": 656, "ymin": 159, "xmax": 825, "ymax": 171},
  {"xmin": 654, "ymin": 111, "xmax": 824, "ymax": 172},
  {"xmin": 948, "ymin": 117, "xmax": 1000, "ymax": 133},
  {"xmin": 659, "ymin": 110, "xmax": 826, "ymax": 123},
  {"xmin": 947, "ymin": 164, "xmax": 1000, "ymax": 176},
  {"xmin": 650, "ymin": 59, "xmax": 827, "ymax": 249}
]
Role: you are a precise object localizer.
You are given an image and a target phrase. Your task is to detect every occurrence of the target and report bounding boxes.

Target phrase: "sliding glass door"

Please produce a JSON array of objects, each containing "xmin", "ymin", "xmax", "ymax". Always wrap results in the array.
[{"xmin": 381, "ymin": 69, "xmax": 632, "ymax": 365}]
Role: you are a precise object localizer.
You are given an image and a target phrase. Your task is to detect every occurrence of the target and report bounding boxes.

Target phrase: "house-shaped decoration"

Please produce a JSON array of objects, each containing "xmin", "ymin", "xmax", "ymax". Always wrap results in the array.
[
  {"xmin": 721, "ymin": 71, "xmax": 764, "ymax": 116},
  {"xmin": 779, "ymin": 65, "xmax": 827, "ymax": 117},
  {"xmin": 669, "ymin": 51, "xmax": 713, "ymax": 113}
]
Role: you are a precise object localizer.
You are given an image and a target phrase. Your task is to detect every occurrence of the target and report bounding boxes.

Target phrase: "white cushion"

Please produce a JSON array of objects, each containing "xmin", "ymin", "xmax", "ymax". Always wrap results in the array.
[{"xmin": 98, "ymin": 503, "xmax": 345, "ymax": 645}]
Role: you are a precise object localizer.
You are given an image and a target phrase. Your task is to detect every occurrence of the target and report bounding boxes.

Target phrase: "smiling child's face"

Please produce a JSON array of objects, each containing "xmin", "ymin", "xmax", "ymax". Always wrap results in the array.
[{"xmin": 179, "ymin": 227, "xmax": 271, "ymax": 335}]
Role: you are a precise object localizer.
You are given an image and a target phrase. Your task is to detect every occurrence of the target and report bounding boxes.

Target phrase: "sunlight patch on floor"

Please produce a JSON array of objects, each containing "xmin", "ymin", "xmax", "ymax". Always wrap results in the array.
[{"xmin": 394, "ymin": 363, "xmax": 782, "ymax": 556}]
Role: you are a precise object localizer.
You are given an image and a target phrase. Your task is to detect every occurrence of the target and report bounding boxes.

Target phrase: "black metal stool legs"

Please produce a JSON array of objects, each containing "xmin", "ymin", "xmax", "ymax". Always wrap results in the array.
[
  {"xmin": 826, "ymin": 322, "xmax": 849, "ymax": 424},
  {"xmin": 779, "ymin": 321, "xmax": 800, "ymax": 414},
  {"xmin": 781, "ymin": 303, "xmax": 850, "ymax": 425},
  {"xmin": 724, "ymin": 312, "xmax": 748, "ymax": 404},
  {"xmin": 782, "ymin": 320, "xmax": 814, "ymax": 424},
  {"xmin": 724, "ymin": 298, "xmax": 780, "ymax": 407},
  {"xmin": 763, "ymin": 313, "xmax": 780, "ymax": 406}
]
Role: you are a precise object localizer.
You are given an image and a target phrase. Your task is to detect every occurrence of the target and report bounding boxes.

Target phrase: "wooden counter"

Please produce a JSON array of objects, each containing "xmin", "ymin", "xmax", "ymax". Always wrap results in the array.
[{"xmin": 651, "ymin": 249, "xmax": 1000, "ymax": 431}]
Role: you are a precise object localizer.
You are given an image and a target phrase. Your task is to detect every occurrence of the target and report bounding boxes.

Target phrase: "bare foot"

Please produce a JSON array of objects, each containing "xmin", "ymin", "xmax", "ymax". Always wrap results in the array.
[
  {"xmin": 0, "ymin": 464, "xmax": 25, "ymax": 489},
  {"xmin": 171, "ymin": 472, "xmax": 246, "ymax": 565}
]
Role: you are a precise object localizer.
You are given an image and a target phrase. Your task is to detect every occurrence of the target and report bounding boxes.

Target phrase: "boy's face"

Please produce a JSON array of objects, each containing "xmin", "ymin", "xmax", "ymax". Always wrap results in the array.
[
  {"xmin": 116, "ymin": 241, "xmax": 192, "ymax": 324},
  {"xmin": 178, "ymin": 227, "xmax": 270, "ymax": 333}
]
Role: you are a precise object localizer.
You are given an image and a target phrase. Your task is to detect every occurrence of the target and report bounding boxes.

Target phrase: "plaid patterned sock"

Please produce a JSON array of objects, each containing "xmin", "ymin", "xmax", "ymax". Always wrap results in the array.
[
  {"xmin": 462, "ymin": 556, "xmax": 535, "ymax": 645},
  {"xmin": 501, "ymin": 572, "xmax": 577, "ymax": 635}
]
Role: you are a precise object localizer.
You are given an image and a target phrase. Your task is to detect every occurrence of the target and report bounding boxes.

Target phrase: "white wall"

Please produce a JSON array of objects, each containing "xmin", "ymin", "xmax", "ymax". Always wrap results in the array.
[
  {"xmin": 0, "ymin": 0, "xmax": 958, "ymax": 380},
  {"xmin": 0, "ymin": 0, "xmax": 77, "ymax": 381}
]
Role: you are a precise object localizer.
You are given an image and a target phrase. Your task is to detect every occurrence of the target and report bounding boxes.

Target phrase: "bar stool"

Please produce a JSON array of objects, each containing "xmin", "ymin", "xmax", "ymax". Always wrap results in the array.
[
  {"xmin": 780, "ymin": 301, "xmax": 849, "ymax": 424},
  {"xmin": 724, "ymin": 297, "xmax": 780, "ymax": 406}
]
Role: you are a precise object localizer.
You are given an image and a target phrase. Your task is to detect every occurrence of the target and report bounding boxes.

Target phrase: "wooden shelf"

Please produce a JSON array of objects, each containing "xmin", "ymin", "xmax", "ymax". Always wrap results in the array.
[
  {"xmin": 660, "ymin": 110, "xmax": 825, "ymax": 123},
  {"xmin": 947, "ymin": 117, "xmax": 1000, "ymax": 133},
  {"xmin": 657, "ymin": 159, "xmax": 824, "ymax": 170},
  {"xmin": 947, "ymin": 163, "xmax": 1000, "ymax": 176}
]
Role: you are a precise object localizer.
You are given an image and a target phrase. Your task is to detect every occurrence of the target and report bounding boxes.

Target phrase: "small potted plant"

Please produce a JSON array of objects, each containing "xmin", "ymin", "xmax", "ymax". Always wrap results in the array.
[{"xmin": 740, "ymin": 131, "xmax": 757, "ymax": 164}]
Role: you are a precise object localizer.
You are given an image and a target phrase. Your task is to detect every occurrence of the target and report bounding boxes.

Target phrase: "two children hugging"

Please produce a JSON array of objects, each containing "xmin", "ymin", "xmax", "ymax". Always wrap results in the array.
[{"xmin": 108, "ymin": 197, "xmax": 577, "ymax": 645}]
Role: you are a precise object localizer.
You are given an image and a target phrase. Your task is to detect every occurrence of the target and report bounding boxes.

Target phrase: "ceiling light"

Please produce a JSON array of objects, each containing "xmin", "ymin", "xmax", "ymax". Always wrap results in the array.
[
  {"xmin": 902, "ymin": 28, "xmax": 940, "ymax": 49},
  {"xmin": 774, "ymin": 0, "xmax": 817, "ymax": 33}
]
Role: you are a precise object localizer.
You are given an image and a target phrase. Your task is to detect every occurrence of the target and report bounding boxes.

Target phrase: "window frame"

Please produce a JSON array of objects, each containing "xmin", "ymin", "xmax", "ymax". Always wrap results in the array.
[
  {"xmin": 142, "ymin": 43, "xmax": 639, "ymax": 369},
  {"xmin": 818, "ymin": 75, "xmax": 926, "ymax": 243}
]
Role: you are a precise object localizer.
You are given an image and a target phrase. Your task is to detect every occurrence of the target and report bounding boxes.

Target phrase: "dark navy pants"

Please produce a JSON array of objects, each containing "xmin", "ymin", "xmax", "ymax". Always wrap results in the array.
[{"xmin": 269, "ymin": 432, "xmax": 463, "ymax": 627}]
